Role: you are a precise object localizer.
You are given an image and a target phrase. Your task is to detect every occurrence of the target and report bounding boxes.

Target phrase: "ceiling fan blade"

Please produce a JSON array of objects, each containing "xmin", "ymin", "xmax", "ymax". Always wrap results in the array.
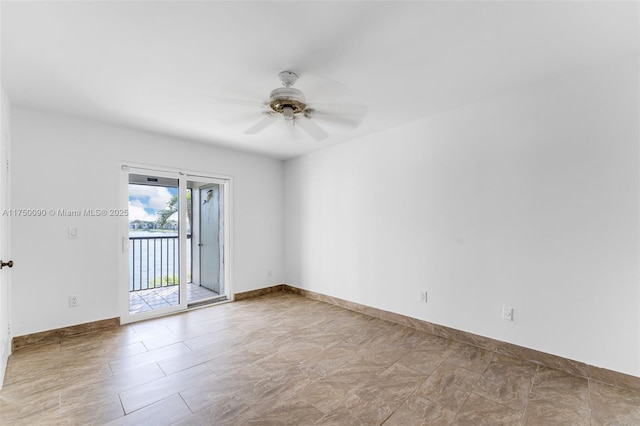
[
  {"xmin": 296, "ymin": 117, "xmax": 330, "ymax": 141},
  {"xmin": 244, "ymin": 114, "xmax": 277, "ymax": 135},
  {"xmin": 307, "ymin": 103, "xmax": 367, "ymax": 128},
  {"xmin": 209, "ymin": 96, "xmax": 265, "ymax": 108},
  {"xmin": 310, "ymin": 103, "xmax": 367, "ymax": 118},
  {"xmin": 307, "ymin": 112, "xmax": 364, "ymax": 128}
]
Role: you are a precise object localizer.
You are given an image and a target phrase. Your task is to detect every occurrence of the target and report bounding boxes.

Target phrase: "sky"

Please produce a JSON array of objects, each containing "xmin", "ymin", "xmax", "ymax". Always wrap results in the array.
[{"xmin": 128, "ymin": 184, "xmax": 177, "ymax": 222}]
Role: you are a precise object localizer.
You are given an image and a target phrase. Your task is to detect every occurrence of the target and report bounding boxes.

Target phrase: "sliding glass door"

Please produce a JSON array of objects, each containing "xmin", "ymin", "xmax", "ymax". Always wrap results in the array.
[{"xmin": 120, "ymin": 165, "xmax": 230, "ymax": 323}]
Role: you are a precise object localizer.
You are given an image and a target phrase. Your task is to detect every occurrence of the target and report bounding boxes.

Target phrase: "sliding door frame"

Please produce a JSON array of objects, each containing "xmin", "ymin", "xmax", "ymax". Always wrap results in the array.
[{"xmin": 119, "ymin": 162, "xmax": 233, "ymax": 325}]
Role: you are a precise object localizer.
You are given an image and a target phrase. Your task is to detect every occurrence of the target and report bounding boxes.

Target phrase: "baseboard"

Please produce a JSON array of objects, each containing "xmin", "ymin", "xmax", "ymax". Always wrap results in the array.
[
  {"xmin": 234, "ymin": 284, "xmax": 287, "ymax": 301},
  {"xmin": 11, "ymin": 317, "xmax": 120, "ymax": 352},
  {"xmin": 276, "ymin": 284, "xmax": 640, "ymax": 393}
]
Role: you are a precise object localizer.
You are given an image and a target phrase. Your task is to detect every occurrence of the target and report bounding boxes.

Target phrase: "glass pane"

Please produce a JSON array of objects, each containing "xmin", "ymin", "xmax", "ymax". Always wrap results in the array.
[
  {"xmin": 127, "ymin": 174, "xmax": 180, "ymax": 314},
  {"xmin": 187, "ymin": 180, "xmax": 225, "ymax": 305}
]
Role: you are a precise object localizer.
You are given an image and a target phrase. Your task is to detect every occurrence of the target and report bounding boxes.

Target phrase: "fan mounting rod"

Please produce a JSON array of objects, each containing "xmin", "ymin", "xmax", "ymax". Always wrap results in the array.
[{"xmin": 278, "ymin": 71, "xmax": 298, "ymax": 87}]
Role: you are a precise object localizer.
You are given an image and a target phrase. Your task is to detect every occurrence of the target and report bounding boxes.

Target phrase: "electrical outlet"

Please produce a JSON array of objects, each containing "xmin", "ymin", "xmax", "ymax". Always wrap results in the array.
[
  {"xmin": 68, "ymin": 227, "xmax": 78, "ymax": 239},
  {"xmin": 420, "ymin": 291, "xmax": 428, "ymax": 303},
  {"xmin": 502, "ymin": 306, "xmax": 514, "ymax": 321},
  {"xmin": 69, "ymin": 296, "xmax": 79, "ymax": 307}
]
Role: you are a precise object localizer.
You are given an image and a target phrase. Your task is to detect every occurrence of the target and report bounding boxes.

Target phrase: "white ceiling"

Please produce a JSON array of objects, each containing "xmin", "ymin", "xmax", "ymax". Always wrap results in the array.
[{"xmin": 1, "ymin": 1, "xmax": 637, "ymax": 159}]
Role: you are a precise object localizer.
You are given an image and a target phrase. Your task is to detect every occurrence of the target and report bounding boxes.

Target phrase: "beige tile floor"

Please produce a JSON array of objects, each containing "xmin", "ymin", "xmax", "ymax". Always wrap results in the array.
[{"xmin": 1, "ymin": 292, "xmax": 640, "ymax": 425}]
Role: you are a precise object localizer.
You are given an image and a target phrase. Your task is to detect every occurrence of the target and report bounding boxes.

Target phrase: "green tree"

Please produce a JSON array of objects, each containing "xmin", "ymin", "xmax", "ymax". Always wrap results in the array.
[{"xmin": 156, "ymin": 191, "xmax": 192, "ymax": 230}]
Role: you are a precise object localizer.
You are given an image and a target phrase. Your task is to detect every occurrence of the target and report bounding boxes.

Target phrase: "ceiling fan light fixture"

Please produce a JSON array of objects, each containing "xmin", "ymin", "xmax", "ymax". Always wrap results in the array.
[{"xmin": 282, "ymin": 106, "xmax": 295, "ymax": 120}]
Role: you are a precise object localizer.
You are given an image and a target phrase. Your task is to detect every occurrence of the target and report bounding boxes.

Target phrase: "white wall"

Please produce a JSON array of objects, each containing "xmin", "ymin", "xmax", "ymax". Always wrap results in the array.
[
  {"xmin": 10, "ymin": 107, "xmax": 284, "ymax": 337},
  {"xmin": 284, "ymin": 57, "xmax": 640, "ymax": 376},
  {"xmin": 0, "ymin": 86, "xmax": 12, "ymax": 387}
]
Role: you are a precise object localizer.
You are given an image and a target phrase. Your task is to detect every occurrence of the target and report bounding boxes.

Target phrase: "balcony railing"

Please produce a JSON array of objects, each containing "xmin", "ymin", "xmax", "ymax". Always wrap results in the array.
[{"xmin": 129, "ymin": 235, "xmax": 186, "ymax": 292}]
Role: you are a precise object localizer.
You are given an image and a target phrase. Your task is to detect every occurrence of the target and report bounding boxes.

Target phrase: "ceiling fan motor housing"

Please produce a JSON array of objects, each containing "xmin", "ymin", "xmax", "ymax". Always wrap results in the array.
[{"xmin": 269, "ymin": 87, "xmax": 307, "ymax": 119}]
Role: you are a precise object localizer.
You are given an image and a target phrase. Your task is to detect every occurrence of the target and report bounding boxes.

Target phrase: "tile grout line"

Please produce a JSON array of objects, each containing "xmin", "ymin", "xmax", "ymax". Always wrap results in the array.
[
  {"xmin": 116, "ymin": 391, "xmax": 127, "ymax": 422},
  {"xmin": 587, "ymin": 378, "xmax": 594, "ymax": 426},
  {"xmin": 461, "ymin": 353, "xmax": 530, "ymax": 419},
  {"xmin": 177, "ymin": 392, "xmax": 195, "ymax": 416},
  {"xmin": 379, "ymin": 384, "xmax": 422, "ymax": 425},
  {"xmin": 519, "ymin": 363, "xmax": 540, "ymax": 425},
  {"xmin": 438, "ymin": 343, "xmax": 487, "ymax": 422},
  {"xmin": 377, "ymin": 348, "xmax": 442, "ymax": 425}
]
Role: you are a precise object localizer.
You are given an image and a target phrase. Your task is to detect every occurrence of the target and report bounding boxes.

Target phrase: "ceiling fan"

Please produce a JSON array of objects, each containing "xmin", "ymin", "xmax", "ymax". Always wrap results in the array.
[{"xmin": 219, "ymin": 71, "xmax": 367, "ymax": 141}]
